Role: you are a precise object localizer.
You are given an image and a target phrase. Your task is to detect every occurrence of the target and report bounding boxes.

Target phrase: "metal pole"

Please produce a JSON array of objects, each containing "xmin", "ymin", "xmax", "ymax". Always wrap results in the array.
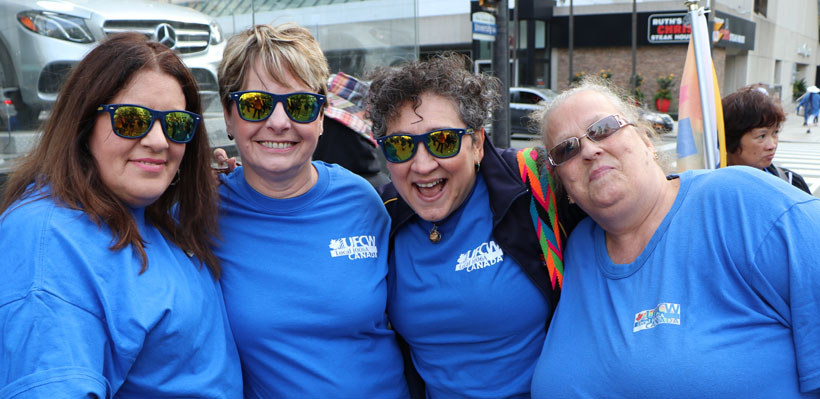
[
  {"xmin": 631, "ymin": 0, "xmax": 637, "ymax": 92},
  {"xmin": 687, "ymin": 0, "xmax": 718, "ymax": 169},
  {"xmin": 492, "ymin": 0, "xmax": 511, "ymax": 149},
  {"xmin": 512, "ymin": 0, "xmax": 519, "ymax": 87},
  {"xmin": 568, "ymin": 0, "xmax": 574, "ymax": 86}
]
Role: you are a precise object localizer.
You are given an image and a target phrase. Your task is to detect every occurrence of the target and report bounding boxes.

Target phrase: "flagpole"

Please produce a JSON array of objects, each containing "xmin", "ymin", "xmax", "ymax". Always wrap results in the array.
[{"xmin": 686, "ymin": 0, "xmax": 717, "ymax": 169}]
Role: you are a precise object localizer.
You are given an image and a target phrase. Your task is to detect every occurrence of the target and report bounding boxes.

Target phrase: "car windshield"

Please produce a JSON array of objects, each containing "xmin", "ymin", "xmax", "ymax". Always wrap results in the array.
[{"xmin": 513, "ymin": 88, "xmax": 557, "ymax": 104}]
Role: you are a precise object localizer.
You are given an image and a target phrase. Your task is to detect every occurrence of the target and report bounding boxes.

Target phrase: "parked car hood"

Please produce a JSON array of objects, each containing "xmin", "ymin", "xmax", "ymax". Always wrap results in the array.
[{"xmin": 5, "ymin": 0, "xmax": 211, "ymax": 23}]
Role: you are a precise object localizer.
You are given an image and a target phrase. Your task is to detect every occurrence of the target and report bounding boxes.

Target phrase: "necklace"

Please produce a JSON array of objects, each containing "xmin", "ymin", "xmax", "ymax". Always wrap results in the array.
[{"xmin": 429, "ymin": 224, "xmax": 441, "ymax": 243}]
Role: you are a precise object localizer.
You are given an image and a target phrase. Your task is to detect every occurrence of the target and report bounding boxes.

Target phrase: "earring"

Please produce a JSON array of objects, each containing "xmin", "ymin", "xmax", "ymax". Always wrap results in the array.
[
  {"xmin": 170, "ymin": 169, "xmax": 180, "ymax": 186},
  {"xmin": 475, "ymin": 162, "xmax": 481, "ymax": 172},
  {"xmin": 567, "ymin": 194, "xmax": 575, "ymax": 204},
  {"xmin": 227, "ymin": 132, "xmax": 234, "ymax": 140},
  {"xmin": 653, "ymin": 151, "xmax": 659, "ymax": 160}
]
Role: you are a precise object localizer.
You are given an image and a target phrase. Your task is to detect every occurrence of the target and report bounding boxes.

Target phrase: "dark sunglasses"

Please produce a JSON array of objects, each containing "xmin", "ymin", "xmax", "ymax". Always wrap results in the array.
[
  {"xmin": 377, "ymin": 128, "xmax": 475, "ymax": 163},
  {"xmin": 229, "ymin": 91, "xmax": 326, "ymax": 123},
  {"xmin": 97, "ymin": 104, "xmax": 200, "ymax": 144},
  {"xmin": 547, "ymin": 114, "xmax": 633, "ymax": 166}
]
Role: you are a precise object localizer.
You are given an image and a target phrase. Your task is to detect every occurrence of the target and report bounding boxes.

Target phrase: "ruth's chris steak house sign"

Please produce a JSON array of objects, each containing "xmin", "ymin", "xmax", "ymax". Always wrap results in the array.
[{"xmin": 648, "ymin": 13, "xmax": 691, "ymax": 43}]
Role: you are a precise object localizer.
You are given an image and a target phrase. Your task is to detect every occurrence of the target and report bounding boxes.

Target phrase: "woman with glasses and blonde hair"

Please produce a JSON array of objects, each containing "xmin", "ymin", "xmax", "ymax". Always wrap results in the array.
[
  {"xmin": 0, "ymin": 33, "xmax": 241, "ymax": 396},
  {"xmin": 213, "ymin": 23, "xmax": 408, "ymax": 398},
  {"xmin": 530, "ymin": 80, "xmax": 820, "ymax": 397},
  {"xmin": 366, "ymin": 53, "xmax": 581, "ymax": 398}
]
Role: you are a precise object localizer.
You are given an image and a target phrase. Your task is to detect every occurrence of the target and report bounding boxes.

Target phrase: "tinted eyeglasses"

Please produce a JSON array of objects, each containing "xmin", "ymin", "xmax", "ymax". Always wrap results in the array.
[
  {"xmin": 97, "ymin": 104, "xmax": 200, "ymax": 144},
  {"xmin": 229, "ymin": 91, "xmax": 326, "ymax": 123},
  {"xmin": 547, "ymin": 114, "xmax": 633, "ymax": 166},
  {"xmin": 377, "ymin": 128, "xmax": 475, "ymax": 163}
]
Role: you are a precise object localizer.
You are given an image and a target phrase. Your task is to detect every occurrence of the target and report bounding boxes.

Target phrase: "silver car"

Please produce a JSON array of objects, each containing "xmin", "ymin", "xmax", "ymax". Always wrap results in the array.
[{"xmin": 0, "ymin": 0, "xmax": 224, "ymax": 128}]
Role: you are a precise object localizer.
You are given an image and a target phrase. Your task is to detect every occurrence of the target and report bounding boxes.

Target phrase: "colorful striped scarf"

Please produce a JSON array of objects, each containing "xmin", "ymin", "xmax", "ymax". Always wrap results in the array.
[{"xmin": 516, "ymin": 146, "xmax": 564, "ymax": 290}]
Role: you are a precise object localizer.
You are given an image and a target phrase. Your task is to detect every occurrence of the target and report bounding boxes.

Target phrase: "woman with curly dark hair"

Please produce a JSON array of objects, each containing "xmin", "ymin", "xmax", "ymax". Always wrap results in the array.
[{"xmin": 367, "ymin": 53, "xmax": 581, "ymax": 398}]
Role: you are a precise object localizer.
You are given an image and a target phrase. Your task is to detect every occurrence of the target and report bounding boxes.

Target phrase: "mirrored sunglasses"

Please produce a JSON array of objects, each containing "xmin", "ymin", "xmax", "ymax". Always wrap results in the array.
[
  {"xmin": 377, "ymin": 128, "xmax": 475, "ymax": 163},
  {"xmin": 229, "ymin": 91, "xmax": 326, "ymax": 123},
  {"xmin": 547, "ymin": 114, "xmax": 633, "ymax": 166},
  {"xmin": 97, "ymin": 104, "xmax": 200, "ymax": 144}
]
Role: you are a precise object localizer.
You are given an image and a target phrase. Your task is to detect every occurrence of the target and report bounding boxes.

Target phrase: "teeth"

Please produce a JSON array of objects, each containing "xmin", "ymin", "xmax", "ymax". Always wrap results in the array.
[
  {"xmin": 137, "ymin": 161, "xmax": 162, "ymax": 165},
  {"xmin": 416, "ymin": 179, "xmax": 443, "ymax": 188},
  {"xmin": 260, "ymin": 141, "xmax": 292, "ymax": 149}
]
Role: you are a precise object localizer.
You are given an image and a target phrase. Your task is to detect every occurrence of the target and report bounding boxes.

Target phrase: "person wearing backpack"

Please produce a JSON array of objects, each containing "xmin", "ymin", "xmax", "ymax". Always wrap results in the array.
[{"xmin": 723, "ymin": 85, "xmax": 811, "ymax": 195}]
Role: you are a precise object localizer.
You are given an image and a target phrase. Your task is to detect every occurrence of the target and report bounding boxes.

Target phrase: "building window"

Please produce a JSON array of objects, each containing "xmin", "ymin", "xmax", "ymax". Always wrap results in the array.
[{"xmin": 754, "ymin": 0, "xmax": 767, "ymax": 17}]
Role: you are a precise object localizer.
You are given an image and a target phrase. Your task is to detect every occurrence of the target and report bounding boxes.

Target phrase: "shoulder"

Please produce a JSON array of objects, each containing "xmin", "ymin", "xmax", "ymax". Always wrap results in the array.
[
  {"xmin": 679, "ymin": 167, "xmax": 818, "ymax": 226},
  {"xmin": 685, "ymin": 166, "xmax": 804, "ymax": 198},
  {"xmin": 0, "ymin": 192, "xmax": 111, "ymax": 311},
  {"xmin": 321, "ymin": 161, "xmax": 372, "ymax": 188}
]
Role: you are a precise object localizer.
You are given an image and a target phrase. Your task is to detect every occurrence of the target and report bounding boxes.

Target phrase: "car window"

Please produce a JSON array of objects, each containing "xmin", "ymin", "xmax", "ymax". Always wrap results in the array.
[{"xmin": 519, "ymin": 91, "xmax": 544, "ymax": 105}]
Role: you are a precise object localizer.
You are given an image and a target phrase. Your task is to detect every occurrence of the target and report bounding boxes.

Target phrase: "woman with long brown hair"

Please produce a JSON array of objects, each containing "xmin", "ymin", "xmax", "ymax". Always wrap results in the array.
[{"xmin": 0, "ymin": 33, "xmax": 242, "ymax": 396}]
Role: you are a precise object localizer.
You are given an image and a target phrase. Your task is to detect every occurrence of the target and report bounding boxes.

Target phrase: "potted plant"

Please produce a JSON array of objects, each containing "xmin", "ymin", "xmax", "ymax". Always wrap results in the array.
[
  {"xmin": 654, "ymin": 73, "xmax": 675, "ymax": 112},
  {"xmin": 571, "ymin": 71, "xmax": 586, "ymax": 86}
]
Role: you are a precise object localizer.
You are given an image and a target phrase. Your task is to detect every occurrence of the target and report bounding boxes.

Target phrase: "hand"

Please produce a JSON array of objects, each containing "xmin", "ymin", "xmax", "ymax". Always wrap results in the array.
[{"xmin": 212, "ymin": 148, "xmax": 239, "ymax": 176}]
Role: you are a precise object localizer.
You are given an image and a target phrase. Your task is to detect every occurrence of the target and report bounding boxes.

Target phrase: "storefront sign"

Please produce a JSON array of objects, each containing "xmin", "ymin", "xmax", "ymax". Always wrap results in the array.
[
  {"xmin": 712, "ymin": 11, "xmax": 755, "ymax": 50},
  {"xmin": 647, "ymin": 13, "xmax": 690, "ymax": 43}
]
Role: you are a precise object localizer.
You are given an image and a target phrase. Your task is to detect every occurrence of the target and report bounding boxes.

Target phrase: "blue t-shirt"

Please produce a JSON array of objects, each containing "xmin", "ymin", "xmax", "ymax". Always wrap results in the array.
[
  {"xmin": 388, "ymin": 174, "xmax": 549, "ymax": 399},
  {"xmin": 0, "ymin": 188, "xmax": 242, "ymax": 398},
  {"xmin": 532, "ymin": 166, "xmax": 820, "ymax": 398},
  {"xmin": 216, "ymin": 162, "xmax": 408, "ymax": 399}
]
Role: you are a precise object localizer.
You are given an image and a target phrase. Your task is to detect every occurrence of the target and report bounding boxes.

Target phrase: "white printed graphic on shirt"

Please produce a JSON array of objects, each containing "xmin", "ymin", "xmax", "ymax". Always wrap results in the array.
[
  {"xmin": 633, "ymin": 303, "xmax": 681, "ymax": 332},
  {"xmin": 455, "ymin": 240, "xmax": 504, "ymax": 272},
  {"xmin": 329, "ymin": 235, "xmax": 378, "ymax": 260}
]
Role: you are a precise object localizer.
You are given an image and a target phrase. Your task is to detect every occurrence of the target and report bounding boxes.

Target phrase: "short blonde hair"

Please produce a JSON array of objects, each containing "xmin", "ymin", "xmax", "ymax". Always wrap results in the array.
[
  {"xmin": 218, "ymin": 23, "xmax": 329, "ymax": 109},
  {"xmin": 532, "ymin": 77, "xmax": 655, "ymax": 149}
]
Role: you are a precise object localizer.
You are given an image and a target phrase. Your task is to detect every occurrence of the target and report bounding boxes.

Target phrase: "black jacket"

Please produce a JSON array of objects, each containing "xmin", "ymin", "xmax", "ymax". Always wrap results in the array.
[
  {"xmin": 766, "ymin": 164, "xmax": 811, "ymax": 195},
  {"xmin": 379, "ymin": 139, "xmax": 582, "ymax": 397}
]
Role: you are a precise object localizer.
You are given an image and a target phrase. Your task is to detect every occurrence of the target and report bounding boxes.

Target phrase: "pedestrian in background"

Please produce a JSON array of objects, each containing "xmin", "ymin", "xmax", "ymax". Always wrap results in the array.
[
  {"xmin": 798, "ymin": 85, "xmax": 820, "ymax": 132},
  {"xmin": 0, "ymin": 33, "xmax": 242, "ymax": 396},
  {"xmin": 213, "ymin": 23, "xmax": 408, "ymax": 398},
  {"xmin": 722, "ymin": 85, "xmax": 811, "ymax": 194}
]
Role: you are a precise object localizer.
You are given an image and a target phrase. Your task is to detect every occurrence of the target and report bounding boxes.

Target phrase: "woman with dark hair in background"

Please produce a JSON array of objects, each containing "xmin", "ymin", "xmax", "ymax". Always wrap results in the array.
[
  {"xmin": 722, "ymin": 85, "xmax": 811, "ymax": 194},
  {"xmin": 0, "ymin": 33, "xmax": 241, "ymax": 396}
]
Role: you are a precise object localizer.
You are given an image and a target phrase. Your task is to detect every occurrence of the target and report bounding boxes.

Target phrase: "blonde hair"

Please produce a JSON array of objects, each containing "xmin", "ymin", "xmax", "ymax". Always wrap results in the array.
[
  {"xmin": 531, "ymin": 77, "xmax": 655, "ymax": 149},
  {"xmin": 218, "ymin": 23, "xmax": 329, "ymax": 108}
]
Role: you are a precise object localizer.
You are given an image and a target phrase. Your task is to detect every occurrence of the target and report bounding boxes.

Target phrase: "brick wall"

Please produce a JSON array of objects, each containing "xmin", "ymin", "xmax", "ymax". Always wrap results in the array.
[{"xmin": 553, "ymin": 45, "xmax": 726, "ymax": 115}]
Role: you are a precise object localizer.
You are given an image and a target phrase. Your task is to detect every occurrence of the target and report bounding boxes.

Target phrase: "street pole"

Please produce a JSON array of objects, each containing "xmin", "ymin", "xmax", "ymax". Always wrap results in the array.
[
  {"xmin": 631, "ymin": 0, "xmax": 637, "ymax": 93},
  {"xmin": 568, "ymin": 0, "xmax": 574, "ymax": 86},
  {"xmin": 512, "ymin": 0, "xmax": 519, "ymax": 87},
  {"xmin": 492, "ymin": 0, "xmax": 511, "ymax": 149}
]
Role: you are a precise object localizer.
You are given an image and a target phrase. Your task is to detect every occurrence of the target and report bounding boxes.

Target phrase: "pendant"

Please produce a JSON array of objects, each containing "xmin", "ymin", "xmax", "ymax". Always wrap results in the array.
[{"xmin": 429, "ymin": 224, "xmax": 441, "ymax": 243}]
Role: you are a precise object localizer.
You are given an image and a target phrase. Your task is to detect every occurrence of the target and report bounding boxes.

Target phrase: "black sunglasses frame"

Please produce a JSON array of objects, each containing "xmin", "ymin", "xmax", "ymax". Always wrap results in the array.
[
  {"xmin": 547, "ymin": 115, "xmax": 633, "ymax": 167},
  {"xmin": 97, "ymin": 104, "xmax": 200, "ymax": 144},
  {"xmin": 377, "ymin": 128, "xmax": 475, "ymax": 164},
  {"xmin": 229, "ymin": 90, "xmax": 326, "ymax": 124}
]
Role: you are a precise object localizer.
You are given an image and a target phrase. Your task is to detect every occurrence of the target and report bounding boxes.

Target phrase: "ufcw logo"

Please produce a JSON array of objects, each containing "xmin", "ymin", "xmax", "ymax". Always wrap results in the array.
[
  {"xmin": 329, "ymin": 235, "xmax": 378, "ymax": 260},
  {"xmin": 633, "ymin": 303, "xmax": 681, "ymax": 333},
  {"xmin": 455, "ymin": 241, "xmax": 504, "ymax": 272}
]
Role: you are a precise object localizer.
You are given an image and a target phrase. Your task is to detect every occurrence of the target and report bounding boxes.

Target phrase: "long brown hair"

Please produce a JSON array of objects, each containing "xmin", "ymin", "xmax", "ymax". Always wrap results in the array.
[{"xmin": 0, "ymin": 33, "xmax": 222, "ymax": 278}]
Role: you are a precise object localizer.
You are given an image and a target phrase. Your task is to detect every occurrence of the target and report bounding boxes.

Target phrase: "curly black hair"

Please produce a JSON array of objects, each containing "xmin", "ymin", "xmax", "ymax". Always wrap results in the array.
[{"xmin": 365, "ymin": 52, "xmax": 501, "ymax": 137}]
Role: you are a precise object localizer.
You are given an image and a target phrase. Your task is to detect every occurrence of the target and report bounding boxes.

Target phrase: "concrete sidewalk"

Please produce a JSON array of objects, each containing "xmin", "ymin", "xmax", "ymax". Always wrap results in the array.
[{"xmin": 780, "ymin": 108, "xmax": 820, "ymax": 143}]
